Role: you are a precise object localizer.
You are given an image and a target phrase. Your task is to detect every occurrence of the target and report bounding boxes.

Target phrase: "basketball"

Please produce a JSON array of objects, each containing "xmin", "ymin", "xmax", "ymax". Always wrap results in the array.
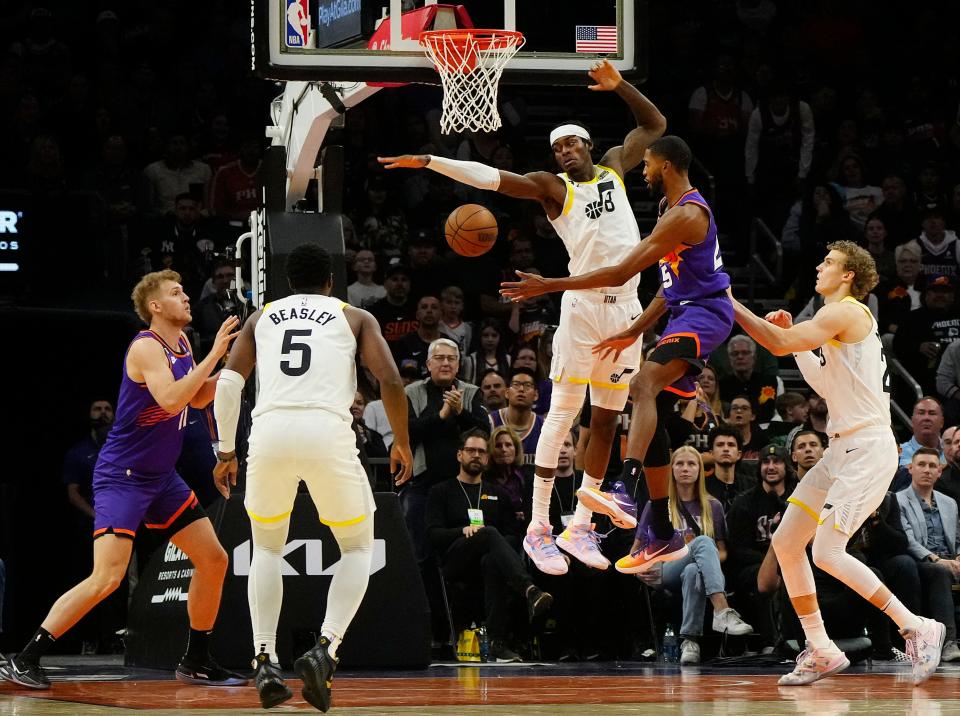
[{"xmin": 445, "ymin": 204, "xmax": 498, "ymax": 257}]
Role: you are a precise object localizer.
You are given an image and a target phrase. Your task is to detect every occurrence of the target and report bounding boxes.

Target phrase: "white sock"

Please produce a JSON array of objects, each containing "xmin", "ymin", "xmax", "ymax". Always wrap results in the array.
[
  {"xmin": 798, "ymin": 610, "xmax": 831, "ymax": 650},
  {"xmin": 530, "ymin": 474, "xmax": 554, "ymax": 529},
  {"xmin": 321, "ymin": 631, "xmax": 343, "ymax": 660},
  {"xmin": 881, "ymin": 594, "xmax": 921, "ymax": 631},
  {"xmin": 571, "ymin": 473, "xmax": 602, "ymax": 527},
  {"xmin": 249, "ymin": 528, "xmax": 286, "ymax": 665}
]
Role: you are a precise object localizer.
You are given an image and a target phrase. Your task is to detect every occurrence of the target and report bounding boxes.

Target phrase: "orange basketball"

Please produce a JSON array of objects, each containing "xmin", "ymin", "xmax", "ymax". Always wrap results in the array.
[{"xmin": 444, "ymin": 204, "xmax": 498, "ymax": 257}]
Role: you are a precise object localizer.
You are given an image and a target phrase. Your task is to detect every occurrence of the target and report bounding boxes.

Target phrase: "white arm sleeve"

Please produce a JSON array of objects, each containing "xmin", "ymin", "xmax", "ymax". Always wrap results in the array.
[
  {"xmin": 214, "ymin": 369, "xmax": 245, "ymax": 453},
  {"xmin": 427, "ymin": 155, "xmax": 501, "ymax": 191}
]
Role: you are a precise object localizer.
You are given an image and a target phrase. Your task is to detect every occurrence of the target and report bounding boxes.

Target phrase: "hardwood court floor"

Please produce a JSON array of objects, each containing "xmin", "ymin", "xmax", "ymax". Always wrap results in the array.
[{"xmin": 2, "ymin": 658, "xmax": 959, "ymax": 714}]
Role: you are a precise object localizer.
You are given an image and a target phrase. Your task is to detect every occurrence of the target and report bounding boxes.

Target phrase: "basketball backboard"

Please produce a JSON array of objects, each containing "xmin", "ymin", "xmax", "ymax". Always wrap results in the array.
[{"xmin": 253, "ymin": 0, "xmax": 645, "ymax": 85}]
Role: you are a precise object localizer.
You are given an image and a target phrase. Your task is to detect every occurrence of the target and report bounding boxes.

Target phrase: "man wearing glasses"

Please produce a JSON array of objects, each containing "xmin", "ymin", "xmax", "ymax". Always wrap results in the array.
[
  {"xmin": 726, "ymin": 395, "xmax": 769, "ymax": 463},
  {"xmin": 403, "ymin": 338, "xmax": 492, "ymax": 561},
  {"xmin": 489, "ymin": 368, "xmax": 545, "ymax": 466}
]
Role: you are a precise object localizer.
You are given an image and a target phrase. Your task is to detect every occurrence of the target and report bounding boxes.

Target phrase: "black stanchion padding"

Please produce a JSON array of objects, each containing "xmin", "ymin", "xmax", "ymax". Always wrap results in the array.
[
  {"xmin": 263, "ymin": 210, "xmax": 348, "ymax": 303},
  {"xmin": 125, "ymin": 492, "xmax": 431, "ymax": 669}
]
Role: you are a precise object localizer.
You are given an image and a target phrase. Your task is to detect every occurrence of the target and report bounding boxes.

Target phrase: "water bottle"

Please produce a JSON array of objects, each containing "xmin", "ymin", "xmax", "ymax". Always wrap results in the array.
[
  {"xmin": 477, "ymin": 626, "xmax": 490, "ymax": 663},
  {"xmin": 662, "ymin": 624, "xmax": 679, "ymax": 663}
]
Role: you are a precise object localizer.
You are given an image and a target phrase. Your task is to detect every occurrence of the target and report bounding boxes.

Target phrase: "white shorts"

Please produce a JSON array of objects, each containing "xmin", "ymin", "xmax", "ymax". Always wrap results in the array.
[
  {"xmin": 788, "ymin": 426, "xmax": 898, "ymax": 536},
  {"xmin": 550, "ymin": 289, "xmax": 643, "ymax": 411},
  {"xmin": 245, "ymin": 408, "xmax": 375, "ymax": 529}
]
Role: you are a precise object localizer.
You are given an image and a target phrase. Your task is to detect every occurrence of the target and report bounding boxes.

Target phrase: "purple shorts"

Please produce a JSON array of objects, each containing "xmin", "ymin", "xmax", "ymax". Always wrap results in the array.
[
  {"xmin": 92, "ymin": 465, "xmax": 199, "ymax": 539},
  {"xmin": 647, "ymin": 295, "xmax": 734, "ymax": 398}
]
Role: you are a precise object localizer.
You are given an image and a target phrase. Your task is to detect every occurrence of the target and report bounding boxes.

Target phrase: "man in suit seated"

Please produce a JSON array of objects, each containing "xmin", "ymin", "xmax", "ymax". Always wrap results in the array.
[{"xmin": 897, "ymin": 447, "xmax": 960, "ymax": 661}]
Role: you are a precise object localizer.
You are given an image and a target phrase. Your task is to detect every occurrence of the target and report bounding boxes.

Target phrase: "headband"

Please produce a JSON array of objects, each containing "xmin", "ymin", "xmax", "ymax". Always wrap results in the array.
[{"xmin": 549, "ymin": 124, "xmax": 591, "ymax": 147}]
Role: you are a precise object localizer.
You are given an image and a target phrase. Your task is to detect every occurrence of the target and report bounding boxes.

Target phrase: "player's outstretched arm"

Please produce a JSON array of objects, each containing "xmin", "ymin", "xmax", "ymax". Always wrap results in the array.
[
  {"xmin": 593, "ymin": 292, "xmax": 667, "ymax": 361},
  {"xmin": 587, "ymin": 60, "xmax": 666, "ymax": 175},
  {"xmin": 131, "ymin": 315, "xmax": 240, "ymax": 416},
  {"xmin": 352, "ymin": 307, "xmax": 413, "ymax": 486},
  {"xmin": 730, "ymin": 296, "xmax": 854, "ymax": 356},
  {"xmin": 501, "ymin": 205, "xmax": 701, "ymax": 300},
  {"xmin": 377, "ymin": 154, "xmax": 565, "ymax": 206}
]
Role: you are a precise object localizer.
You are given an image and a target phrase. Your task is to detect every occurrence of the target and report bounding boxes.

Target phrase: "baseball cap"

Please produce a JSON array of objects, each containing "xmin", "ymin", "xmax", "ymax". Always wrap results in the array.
[
  {"xmin": 760, "ymin": 444, "xmax": 789, "ymax": 461},
  {"xmin": 926, "ymin": 274, "xmax": 954, "ymax": 291},
  {"xmin": 384, "ymin": 259, "xmax": 410, "ymax": 279},
  {"xmin": 408, "ymin": 228, "xmax": 437, "ymax": 247},
  {"xmin": 399, "ymin": 363, "xmax": 421, "ymax": 379}
]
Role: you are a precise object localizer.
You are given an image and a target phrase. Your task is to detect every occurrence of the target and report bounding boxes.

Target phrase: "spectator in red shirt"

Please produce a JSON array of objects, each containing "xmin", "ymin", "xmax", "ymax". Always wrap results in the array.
[{"xmin": 210, "ymin": 137, "xmax": 262, "ymax": 222}]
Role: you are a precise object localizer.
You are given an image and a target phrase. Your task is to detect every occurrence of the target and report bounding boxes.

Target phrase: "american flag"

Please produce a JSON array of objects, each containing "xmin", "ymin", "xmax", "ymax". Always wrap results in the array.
[{"xmin": 575, "ymin": 25, "xmax": 618, "ymax": 53}]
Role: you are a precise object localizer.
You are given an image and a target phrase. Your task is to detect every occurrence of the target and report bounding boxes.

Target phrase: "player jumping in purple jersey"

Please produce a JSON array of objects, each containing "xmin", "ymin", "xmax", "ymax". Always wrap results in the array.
[
  {"xmin": 0, "ymin": 270, "xmax": 244, "ymax": 690},
  {"xmin": 501, "ymin": 136, "xmax": 734, "ymax": 573}
]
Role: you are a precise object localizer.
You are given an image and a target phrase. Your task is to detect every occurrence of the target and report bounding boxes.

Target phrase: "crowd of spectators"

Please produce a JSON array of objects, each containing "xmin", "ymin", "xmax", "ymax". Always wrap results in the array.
[{"xmin": 4, "ymin": 0, "xmax": 960, "ymax": 665}]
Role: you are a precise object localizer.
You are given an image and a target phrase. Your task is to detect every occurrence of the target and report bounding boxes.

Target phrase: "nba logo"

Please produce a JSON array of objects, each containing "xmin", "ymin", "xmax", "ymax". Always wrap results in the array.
[{"xmin": 285, "ymin": 0, "xmax": 309, "ymax": 48}]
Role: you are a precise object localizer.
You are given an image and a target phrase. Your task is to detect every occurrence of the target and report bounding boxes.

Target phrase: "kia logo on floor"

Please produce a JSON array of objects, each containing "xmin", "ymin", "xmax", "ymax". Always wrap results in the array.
[{"xmin": 231, "ymin": 538, "xmax": 386, "ymax": 577}]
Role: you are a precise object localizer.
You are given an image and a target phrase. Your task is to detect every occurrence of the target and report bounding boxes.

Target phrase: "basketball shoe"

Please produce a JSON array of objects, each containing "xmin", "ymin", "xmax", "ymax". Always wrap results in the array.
[
  {"xmin": 778, "ymin": 642, "xmax": 849, "ymax": 685},
  {"xmin": 575, "ymin": 481, "xmax": 637, "ymax": 529},
  {"xmin": 556, "ymin": 524, "xmax": 610, "ymax": 570},
  {"xmin": 523, "ymin": 523, "xmax": 568, "ymax": 575},
  {"xmin": 175, "ymin": 656, "xmax": 248, "ymax": 686},
  {"xmin": 0, "ymin": 654, "xmax": 50, "ymax": 689},
  {"xmin": 253, "ymin": 652, "xmax": 292, "ymax": 709},
  {"xmin": 902, "ymin": 617, "xmax": 946, "ymax": 685},
  {"xmin": 295, "ymin": 635, "xmax": 338, "ymax": 712},
  {"xmin": 615, "ymin": 526, "xmax": 689, "ymax": 574}
]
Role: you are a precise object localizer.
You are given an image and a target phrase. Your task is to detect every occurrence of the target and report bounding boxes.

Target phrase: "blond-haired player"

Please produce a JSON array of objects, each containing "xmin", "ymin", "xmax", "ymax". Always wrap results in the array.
[{"xmin": 729, "ymin": 240, "xmax": 944, "ymax": 686}]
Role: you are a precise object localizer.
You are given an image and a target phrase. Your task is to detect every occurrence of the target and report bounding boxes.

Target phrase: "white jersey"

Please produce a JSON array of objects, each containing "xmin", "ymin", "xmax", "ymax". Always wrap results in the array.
[
  {"xmin": 253, "ymin": 293, "xmax": 357, "ymax": 420},
  {"xmin": 792, "ymin": 296, "xmax": 891, "ymax": 435},
  {"xmin": 547, "ymin": 164, "xmax": 641, "ymax": 295}
]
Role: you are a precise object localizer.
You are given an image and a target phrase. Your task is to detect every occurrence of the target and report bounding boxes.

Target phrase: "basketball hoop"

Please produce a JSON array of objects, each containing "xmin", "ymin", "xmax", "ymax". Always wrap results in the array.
[{"xmin": 420, "ymin": 29, "xmax": 525, "ymax": 134}]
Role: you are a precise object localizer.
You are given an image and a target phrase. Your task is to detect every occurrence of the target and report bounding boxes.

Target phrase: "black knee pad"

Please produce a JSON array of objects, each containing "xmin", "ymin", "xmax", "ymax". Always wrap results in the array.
[{"xmin": 643, "ymin": 427, "xmax": 671, "ymax": 469}]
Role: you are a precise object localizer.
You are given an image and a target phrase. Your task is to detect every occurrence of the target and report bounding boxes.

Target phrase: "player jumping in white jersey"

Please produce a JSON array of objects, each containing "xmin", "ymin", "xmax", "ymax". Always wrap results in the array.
[
  {"xmin": 213, "ymin": 244, "xmax": 413, "ymax": 710},
  {"xmin": 729, "ymin": 240, "xmax": 944, "ymax": 686},
  {"xmin": 379, "ymin": 59, "xmax": 666, "ymax": 575}
]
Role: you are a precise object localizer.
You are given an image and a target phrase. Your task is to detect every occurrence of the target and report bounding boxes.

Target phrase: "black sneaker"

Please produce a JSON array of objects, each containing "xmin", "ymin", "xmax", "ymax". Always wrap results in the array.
[
  {"xmin": 525, "ymin": 585, "xmax": 553, "ymax": 621},
  {"xmin": 490, "ymin": 640, "xmax": 522, "ymax": 663},
  {"xmin": 253, "ymin": 652, "xmax": 293, "ymax": 709},
  {"xmin": 0, "ymin": 654, "xmax": 51, "ymax": 689},
  {"xmin": 175, "ymin": 656, "xmax": 248, "ymax": 686},
  {"xmin": 294, "ymin": 636, "xmax": 338, "ymax": 712}
]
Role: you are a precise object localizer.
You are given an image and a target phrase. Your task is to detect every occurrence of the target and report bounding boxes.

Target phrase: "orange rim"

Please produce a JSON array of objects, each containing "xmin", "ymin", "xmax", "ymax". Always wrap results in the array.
[{"xmin": 419, "ymin": 29, "xmax": 524, "ymax": 52}]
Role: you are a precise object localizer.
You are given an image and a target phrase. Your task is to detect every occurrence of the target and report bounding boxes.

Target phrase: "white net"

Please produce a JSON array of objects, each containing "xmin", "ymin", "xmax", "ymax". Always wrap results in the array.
[{"xmin": 420, "ymin": 30, "xmax": 525, "ymax": 134}]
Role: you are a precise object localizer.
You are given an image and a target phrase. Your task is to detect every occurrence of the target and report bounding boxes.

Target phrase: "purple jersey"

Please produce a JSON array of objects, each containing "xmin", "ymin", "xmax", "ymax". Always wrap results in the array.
[
  {"xmin": 96, "ymin": 331, "xmax": 194, "ymax": 476},
  {"xmin": 657, "ymin": 189, "xmax": 730, "ymax": 306},
  {"xmin": 489, "ymin": 409, "xmax": 544, "ymax": 467}
]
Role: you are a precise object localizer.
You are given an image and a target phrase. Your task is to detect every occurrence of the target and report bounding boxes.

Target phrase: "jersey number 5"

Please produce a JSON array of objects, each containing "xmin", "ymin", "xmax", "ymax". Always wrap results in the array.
[
  {"xmin": 659, "ymin": 262, "xmax": 673, "ymax": 289},
  {"xmin": 280, "ymin": 328, "xmax": 312, "ymax": 376}
]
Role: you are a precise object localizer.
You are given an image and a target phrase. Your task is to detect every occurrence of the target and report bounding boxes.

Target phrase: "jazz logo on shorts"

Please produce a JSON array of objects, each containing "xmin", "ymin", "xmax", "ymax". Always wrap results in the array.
[{"xmin": 286, "ymin": 0, "xmax": 310, "ymax": 48}]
